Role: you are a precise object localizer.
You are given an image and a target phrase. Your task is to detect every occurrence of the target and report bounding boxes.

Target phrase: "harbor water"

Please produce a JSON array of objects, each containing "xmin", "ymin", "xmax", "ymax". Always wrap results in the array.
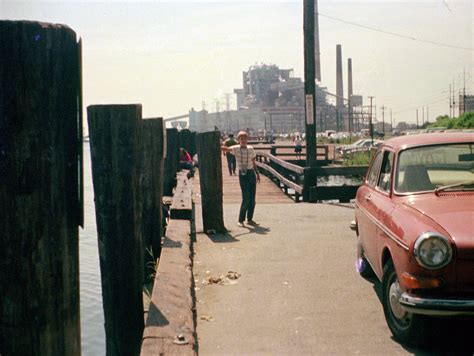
[{"xmin": 80, "ymin": 143, "xmax": 106, "ymax": 355}]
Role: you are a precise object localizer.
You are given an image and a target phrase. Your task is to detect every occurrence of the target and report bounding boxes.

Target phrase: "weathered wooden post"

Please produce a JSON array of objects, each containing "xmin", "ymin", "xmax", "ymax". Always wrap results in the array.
[
  {"xmin": 178, "ymin": 129, "xmax": 197, "ymax": 157},
  {"xmin": 141, "ymin": 118, "xmax": 165, "ymax": 278},
  {"xmin": 0, "ymin": 21, "xmax": 82, "ymax": 355},
  {"xmin": 196, "ymin": 131, "xmax": 226, "ymax": 233},
  {"xmin": 87, "ymin": 104, "xmax": 144, "ymax": 356},
  {"xmin": 163, "ymin": 128, "xmax": 180, "ymax": 195}
]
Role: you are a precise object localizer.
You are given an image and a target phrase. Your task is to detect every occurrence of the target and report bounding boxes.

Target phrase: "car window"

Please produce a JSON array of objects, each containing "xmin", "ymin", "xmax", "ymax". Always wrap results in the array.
[
  {"xmin": 367, "ymin": 151, "xmax": 383, "ymax": 187},
  {"xmin": 377, "ymin": 151, "xmax": 394, "ymax": 192},
  {"xmin": 395, "ymin": 143, "xmax": 474, "ymax": 193}
]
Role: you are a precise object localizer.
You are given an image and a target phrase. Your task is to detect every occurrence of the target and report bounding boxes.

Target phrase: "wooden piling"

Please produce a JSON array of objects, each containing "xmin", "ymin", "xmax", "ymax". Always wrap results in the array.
[
  {"xmin": 178, "ymin": 129, "xmax": 197, "ymax": 157},
  {"xmin": 0, "ymin": 21, "xmax": 82, "ymax": 355},
  {"xmin": 87, "ymin": 104, "xmax": 144, "ymax": 356},
  {"xmin": 196, "ymin": 131, "xmax": 226, "ymax": 233},
  {"xmin": 163, "ymin": 128, "xmax": 180, "ymax": 196},
  {"xmin": 141, "ymin": 118, "xmax": 165, "ymax": 279}
]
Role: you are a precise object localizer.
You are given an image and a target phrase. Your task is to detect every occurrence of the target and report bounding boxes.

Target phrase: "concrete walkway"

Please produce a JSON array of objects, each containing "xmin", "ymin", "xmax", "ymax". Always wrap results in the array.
[{"xmin": 193, "ymin": 202, "xmax": 416, "ymax": 355}]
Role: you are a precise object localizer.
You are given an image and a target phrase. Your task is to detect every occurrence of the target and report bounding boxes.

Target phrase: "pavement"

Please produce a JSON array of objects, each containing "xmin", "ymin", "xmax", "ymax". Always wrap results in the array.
[{"xmin": 193, "ymin": 202, "xmax": 474, "ymax": 356}]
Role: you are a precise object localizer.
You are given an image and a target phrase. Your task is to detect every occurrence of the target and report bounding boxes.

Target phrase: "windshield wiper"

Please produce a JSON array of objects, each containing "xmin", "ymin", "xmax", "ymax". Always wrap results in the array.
[{"xmin": 435, "ymin": 179, "xmax": 474, "ymax": 195}]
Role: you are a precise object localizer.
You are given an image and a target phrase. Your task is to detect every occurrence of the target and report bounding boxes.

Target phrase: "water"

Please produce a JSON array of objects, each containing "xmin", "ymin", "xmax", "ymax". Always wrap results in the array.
[
  {"xmin": 80, "ymin": 143, "xmax": 106, "ymax": 356},
  {"xmin": 316, "ymin": 175, "xmax": 363, "ymax": 186}
]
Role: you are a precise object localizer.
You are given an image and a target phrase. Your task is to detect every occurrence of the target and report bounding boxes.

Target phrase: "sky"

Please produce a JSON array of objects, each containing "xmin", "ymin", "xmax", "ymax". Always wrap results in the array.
[{"xmin": 1, "ymin": 0, "xmax": 473, "ymax": 127}]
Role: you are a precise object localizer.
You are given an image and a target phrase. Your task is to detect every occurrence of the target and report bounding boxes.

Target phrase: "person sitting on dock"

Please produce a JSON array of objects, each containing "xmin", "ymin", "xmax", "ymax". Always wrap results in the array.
[
  {"xmin": 221, "ymin": 131, "xmax": 260, "ymax": 227},
  {"xmin": 180, "ymin": 147, "xmax": 195, "ymax": 178},
  {"xmin": 223, "ymin": 133, "xmax": 238, "ymax": 175}
]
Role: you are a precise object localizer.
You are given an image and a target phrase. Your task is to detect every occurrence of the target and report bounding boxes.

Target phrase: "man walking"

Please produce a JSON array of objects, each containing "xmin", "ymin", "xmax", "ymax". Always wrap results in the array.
[
  {"xmin": 222, "ymin": 131, "xmax": 260, "ymax": 227},
  {"xmin": 223, "ymin": 133, "xmax": 237, "ymax": 175}
]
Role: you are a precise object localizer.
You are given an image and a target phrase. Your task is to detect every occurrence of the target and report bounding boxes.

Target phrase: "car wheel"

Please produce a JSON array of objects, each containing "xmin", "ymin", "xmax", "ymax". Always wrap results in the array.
[
  {"xmin": 382, "ymin": 260, "xmax": 431, "ymax": 345},
  {"xmin": 356, "ymin": 239, "xmax": 375, "ymax": 279}
]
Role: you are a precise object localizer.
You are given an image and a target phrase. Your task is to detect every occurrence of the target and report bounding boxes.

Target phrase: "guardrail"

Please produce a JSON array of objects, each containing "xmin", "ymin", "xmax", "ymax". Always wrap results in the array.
[
  {"xmin": 256, "ymin": 150, "xmax": 369, "ymax": 203},
  {"xmin": 255, "ymin": 152, "xmax": 304, "ymax": 202}
]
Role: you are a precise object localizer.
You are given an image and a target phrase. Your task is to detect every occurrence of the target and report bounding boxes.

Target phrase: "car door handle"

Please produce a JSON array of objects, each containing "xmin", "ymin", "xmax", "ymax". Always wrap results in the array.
[{"xmin": 364, "ymin": 194, "xmax": 372, "ymax": 201}]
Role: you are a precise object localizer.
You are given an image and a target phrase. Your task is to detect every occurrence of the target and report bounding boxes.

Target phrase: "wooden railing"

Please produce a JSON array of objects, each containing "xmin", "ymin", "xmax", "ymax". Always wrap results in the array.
[
  {"xmin": 255, "ymin": 152, "xmax": 304, "ymax": 202},
  {"xmin": 256, "ymin": 149, "xmax": 369, "ymax": 203}
]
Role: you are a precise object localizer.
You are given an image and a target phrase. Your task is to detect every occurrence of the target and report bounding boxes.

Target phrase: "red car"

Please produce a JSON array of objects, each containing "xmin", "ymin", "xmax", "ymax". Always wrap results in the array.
[{"xmin": 352, "ymin": 132, "xmax": 474, "ymax": 345}]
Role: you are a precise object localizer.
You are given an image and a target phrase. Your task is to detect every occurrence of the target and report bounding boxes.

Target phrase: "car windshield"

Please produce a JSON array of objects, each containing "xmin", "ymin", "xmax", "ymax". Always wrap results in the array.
[{"xmin": 395, "ymin": 143, "xmax": 474, "ymax": 194}]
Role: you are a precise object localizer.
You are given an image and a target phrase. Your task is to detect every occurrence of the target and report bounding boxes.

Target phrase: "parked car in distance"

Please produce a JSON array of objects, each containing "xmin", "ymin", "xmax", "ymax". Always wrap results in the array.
[
  {"xmin": 352, "ymin": 132, "xmax": 474, "ymax": 345},
  {"xmin": 338, "ymin": 139, "xmax": 383, "ymax": 156}
]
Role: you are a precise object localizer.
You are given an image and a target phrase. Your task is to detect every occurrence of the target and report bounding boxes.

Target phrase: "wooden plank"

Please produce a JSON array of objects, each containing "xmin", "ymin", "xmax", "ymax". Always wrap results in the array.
[
  {"xmin": 88, "ymin": 104, "xmax": 144, "ymax": 356},
  {"xmin": 0, "ymin": 20, "xmax": 81, "ymax": 356},
  {"xmin": 170, "ymin": 172, "xmax": 193, "ymax": 220},
  {"xmin": 256, "ymin": 161, "xmax": 303, "ymax": 194},
  {"xmin": 141, "ymin": 219, "xmax": 196, "ymax": 356}
]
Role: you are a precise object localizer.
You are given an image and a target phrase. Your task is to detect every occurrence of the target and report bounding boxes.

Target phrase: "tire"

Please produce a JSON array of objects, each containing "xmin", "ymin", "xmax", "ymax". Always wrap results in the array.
[
  {"xmin": 356, "ymin": 239, "xmax": 375, "ymax": 279},
  {"xmin": 382, "ymin": 259, "xmax": 432, "ymax": 346}
]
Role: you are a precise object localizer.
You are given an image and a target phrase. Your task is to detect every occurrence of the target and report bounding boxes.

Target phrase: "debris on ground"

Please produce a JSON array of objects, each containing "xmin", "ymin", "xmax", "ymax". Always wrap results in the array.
[
  {"xmin": 201, "ymin": 271, "xmax": 241, "ymax": 285},
  {"xmin": 200, "ymin": 315, "xmax": 214, "ymax": 322},
  {"xmin": 226, "ymin": 271, "xmax": 241, "ymax": 280}
]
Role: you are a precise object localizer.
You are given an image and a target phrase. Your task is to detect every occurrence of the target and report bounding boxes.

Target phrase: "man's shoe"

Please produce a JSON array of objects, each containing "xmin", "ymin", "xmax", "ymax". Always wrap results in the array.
[
  {"xmin": 247, "ymin": 220, "xmax": 259, "ymax": 226},
  {"xmin": 237, "ymin": 222, "xmax": 245, "ymax": 227}
]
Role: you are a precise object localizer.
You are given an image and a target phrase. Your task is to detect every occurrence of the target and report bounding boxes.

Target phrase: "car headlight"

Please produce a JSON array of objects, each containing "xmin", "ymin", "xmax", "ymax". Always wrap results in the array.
[{"xmin": 414, "ymin": 232, "xmax": 452, "ymax": 269}]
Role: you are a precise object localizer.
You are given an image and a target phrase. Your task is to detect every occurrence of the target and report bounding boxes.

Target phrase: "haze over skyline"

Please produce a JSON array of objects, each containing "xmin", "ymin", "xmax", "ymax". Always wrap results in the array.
[{"xmin": 2, "ymin": 0, "xmax": 472, "ymax": 127}]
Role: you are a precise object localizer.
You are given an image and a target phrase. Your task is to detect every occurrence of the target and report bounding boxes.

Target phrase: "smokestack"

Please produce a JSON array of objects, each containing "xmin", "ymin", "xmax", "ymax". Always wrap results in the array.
[
  {"xmin": 348, "ymin": 58, "xmax": 353, "ymax": 99},
  {"xmin": 314, "ymin": 0, "xmax": 321, "ymax": 81},
  {"xmin": 336, "ymin": 44, "xmax": 344, "ymax": 108}
]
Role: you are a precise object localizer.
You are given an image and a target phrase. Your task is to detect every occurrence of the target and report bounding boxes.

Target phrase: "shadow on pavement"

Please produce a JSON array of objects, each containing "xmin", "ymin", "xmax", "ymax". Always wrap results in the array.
[
  {"xmin": 363, "ymin": 277, "xmax": 474, "ymax": 355},
  {"xmin": 202, "ymin": 231, "xmax": 240, "ymax": 243}
]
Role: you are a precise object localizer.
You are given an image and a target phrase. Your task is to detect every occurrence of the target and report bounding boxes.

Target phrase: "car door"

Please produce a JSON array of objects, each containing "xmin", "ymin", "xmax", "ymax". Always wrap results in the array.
[
  {"xmin": 357, "ymin": 151, "xmax": 383, "ymax": 268},
  {"xmin": 373, "ymin": 150, "xmax": 396, "ymax": 273}
]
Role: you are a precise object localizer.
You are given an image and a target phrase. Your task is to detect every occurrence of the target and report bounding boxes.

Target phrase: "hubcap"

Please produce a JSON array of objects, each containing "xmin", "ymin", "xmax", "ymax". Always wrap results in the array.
[{"xmin": 389, "ymin": 280, "xmax": 408, "ymax": 320}]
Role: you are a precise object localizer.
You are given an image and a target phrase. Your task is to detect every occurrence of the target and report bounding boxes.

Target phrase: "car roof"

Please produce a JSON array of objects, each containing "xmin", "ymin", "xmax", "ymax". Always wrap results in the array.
[{"xmin": 382, "ymin": 132, "xmax": 474, "ymax": 151}]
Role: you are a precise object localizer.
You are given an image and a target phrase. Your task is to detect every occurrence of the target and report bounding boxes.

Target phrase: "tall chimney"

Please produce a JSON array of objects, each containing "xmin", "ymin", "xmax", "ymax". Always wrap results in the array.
[
  {"xmin": 314, "ymin": 0, "xmax": 321, "ymax": 81},
  {"xmin": 336, "ymin": 44, "xmax": 344, "ymax": 108},
  {"xmin": 348, "ymin": 58, "xmax": 353, "ymax": 99}
]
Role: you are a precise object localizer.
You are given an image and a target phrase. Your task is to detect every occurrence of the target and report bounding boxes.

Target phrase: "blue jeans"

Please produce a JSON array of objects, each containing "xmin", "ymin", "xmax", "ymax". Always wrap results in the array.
[{"xmin": 238, "ymin": 170, "xmax": 256, "ymax": 222}]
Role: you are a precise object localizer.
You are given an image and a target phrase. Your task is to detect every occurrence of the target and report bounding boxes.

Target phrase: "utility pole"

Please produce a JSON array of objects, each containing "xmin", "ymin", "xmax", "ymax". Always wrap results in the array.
[
  {"xmin": 452, "ymin": 79, "xmax": 456, "ymax": 117},
  {"xmin": 422, "ymin": 106, "xmax": 425, "ymax": 127},
  {"xmin": 381, "ymin": 105, "xmax": 385, "ymax": 134},
  {"xmin": 416, "ymin": 108, "xmax": 419, "ymax": 129},
  {"xmin": 304, "ymin": 0, "xmax": 317, "ymax": 167},
  {"xmin": 368, "ymin": 96, "xmax": 374, "ymax": 144},
  {"xmin": 449, "ymin": 84, "xmax": 452, "ymax": 118},
  {"xmin": 427, "ymin": 107, "xmax": 429, "ymax": 124},
  {"xmin": 319, "ymin": 110, "xmax": 323, "ymax": 134},
  {"xmin": 390, "ymin": 108, "xmax": 393, "ymax": 132}
]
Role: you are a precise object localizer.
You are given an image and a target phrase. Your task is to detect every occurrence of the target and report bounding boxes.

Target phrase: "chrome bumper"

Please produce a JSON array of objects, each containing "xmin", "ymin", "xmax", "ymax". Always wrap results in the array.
[{"xmin": 400, "ymin": 293, "xmax": 474, "ymax": 317}]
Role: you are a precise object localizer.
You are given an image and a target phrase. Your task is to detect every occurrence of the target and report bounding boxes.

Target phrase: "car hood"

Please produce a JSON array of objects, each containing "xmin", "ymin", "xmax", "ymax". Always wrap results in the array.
[{"xmin": 402, "ymin": 194, "xmax": 474, "ymax": 254}]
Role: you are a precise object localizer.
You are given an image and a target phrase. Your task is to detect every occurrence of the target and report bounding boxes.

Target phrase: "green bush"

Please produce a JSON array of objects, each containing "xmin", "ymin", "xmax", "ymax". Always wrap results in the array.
[
  {"xmin": 429, "ymin": 112, "xmax": 474, "ymax": 129},
  {"xmin": 343, "ymin": 150, "xmax": 375, "ymax": 166}
]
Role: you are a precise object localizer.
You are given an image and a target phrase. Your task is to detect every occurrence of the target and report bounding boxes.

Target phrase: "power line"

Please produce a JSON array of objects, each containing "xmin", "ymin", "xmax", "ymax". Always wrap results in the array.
[
  {"xmin": 392, "ymin": 97, "xmax": 448, "ymax": 115},
  {"xmin": 318, "ymin": 12, "xmax": 474, "ymax": 52}
]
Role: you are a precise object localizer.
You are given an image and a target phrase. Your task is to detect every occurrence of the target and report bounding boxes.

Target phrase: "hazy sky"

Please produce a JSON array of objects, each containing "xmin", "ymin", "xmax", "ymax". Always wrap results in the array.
[{"xmin": 2, "ymin": 0, "xmax": 473, "ymax": 125}]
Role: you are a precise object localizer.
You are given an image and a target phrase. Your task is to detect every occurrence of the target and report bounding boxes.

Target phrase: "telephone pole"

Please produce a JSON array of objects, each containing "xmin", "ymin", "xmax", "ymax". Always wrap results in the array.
[
  {"xmin": 390, "ymin": 108, "xmax": 393, "ymax": 132},
  {"xmin": 422, "ymin": 106, "xmax": 425, "ymax": 127},
  {"xmin": 381, "ymin": 105, "xmax": 385, "ymax": 134},
  {"xmin": 368, "ymin": 96, "xmax": 374, "ymax": 144},
  {"xmin": 450, "ymin": 84, "xmax": 453, "ymax": 117},
  {"xmin": 416, "ymin": 109, "xmax": 419, "ymax": 129},
  {"xmin": 304, "ymin": 0, "xmax": 317, "ymax": 167}
]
